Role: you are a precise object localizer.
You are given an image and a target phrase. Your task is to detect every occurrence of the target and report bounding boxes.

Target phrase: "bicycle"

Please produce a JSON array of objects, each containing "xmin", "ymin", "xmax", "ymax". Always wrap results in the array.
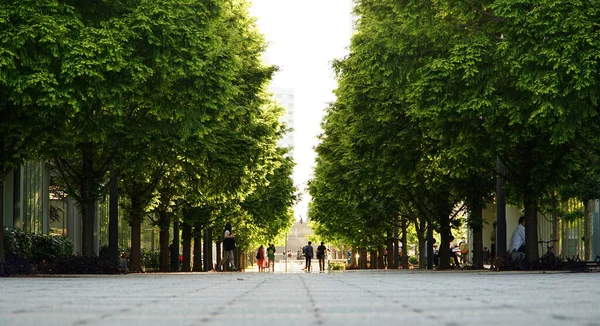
[{"xmin": 538, "ymin": 239, "xmax": 559, "ymax": 269}]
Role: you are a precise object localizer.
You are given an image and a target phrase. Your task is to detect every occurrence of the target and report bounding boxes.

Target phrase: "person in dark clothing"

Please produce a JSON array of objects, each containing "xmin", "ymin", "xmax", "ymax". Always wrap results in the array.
[
  {"xmin": 219, "ymin": 223, "xmax": 237, "ymax": 271},
  {"xmin": 317, "ymin": 242, "xmax": 327, "ymax": 272},
  {"xmin": 303, "ymin": 241, "xmax": 314, "ymax": 272}
]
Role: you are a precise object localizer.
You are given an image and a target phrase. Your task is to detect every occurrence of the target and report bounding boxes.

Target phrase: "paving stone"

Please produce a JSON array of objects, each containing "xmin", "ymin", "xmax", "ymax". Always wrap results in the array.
[{"xmin": 1, "ymin": 270, "xmax": 600, "ymax": 325}]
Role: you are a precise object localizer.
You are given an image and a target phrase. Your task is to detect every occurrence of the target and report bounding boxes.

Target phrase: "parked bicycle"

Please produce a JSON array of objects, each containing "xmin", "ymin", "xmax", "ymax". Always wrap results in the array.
[{"xmin": 538, "ymin": 239, "xmax": 559, "ymax": 269}]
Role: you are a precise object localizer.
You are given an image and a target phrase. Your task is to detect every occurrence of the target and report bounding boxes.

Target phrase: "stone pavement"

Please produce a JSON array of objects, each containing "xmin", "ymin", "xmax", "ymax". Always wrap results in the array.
[{"xmin": 1, "ymin": 270, "xmax": 599, "ymax": 326}]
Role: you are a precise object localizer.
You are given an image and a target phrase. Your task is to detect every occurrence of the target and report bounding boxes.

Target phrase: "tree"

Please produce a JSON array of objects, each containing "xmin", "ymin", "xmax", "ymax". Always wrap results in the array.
[
  {"xmin": 0, "ymin": 0, "xmax": 81, "ymax": 274},
  {"xmin": 320, "ymin": 0, "xmax": 600, "ymax": 267},
  {"xmin": 401, "ymin": 0, "xmax": 600, "ymax": 261},
  {"xmin": 51, "ymin": 0, "xmax": 245, "ymax": 258}
]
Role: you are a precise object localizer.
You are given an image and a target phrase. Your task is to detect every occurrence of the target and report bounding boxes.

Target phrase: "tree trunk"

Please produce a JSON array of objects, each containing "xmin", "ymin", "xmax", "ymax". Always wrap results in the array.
[
  {"xmin": 159, "ymin": 210, "xmax": 169, "ymax": 272},
  {"xmin": 524, "ymin": 191, "xmax": 539, "ymax": 262},
  {"xmin": 359, "ymin": 247, "xmax": 367, "ymax": 269},
  {"xmin": 236, "ymin": 250, "xmax": 242, "ymax": 271},
  {"xmin": 216, "ymin": 241, "xmax": 222, "ymax": 270},
  {"xmin": 351, "ymin": 248, "xmax": 357, "ymax": 266},
  {"xmin": 370, "ymin": 249, "xmax": 377, "ymax": 269},
  {"xmin": 417, "ymin": 234, "xmax": 425, "ymax": 269},
  {"xmin": 193, "ymin": 227, "xmax": 203, "ymax": 272},
  {"xmin": 394, "ymin": 220, "xmax": 399, "ymax": 269},
  {"xmin": 551, "ymin": 193, "xmax": 559, "ymax": 256},
  {"xmin": 0, "ymin": 182, "xmax": 5, "ymax": 276},
  {"xmin": 203, "ymin": 228, "xmax": 212, "ymax": 271},
  {"xmin": 561, "ymin": 211, "xmax": 568, "ymax": 257},
  {"xmin": 81, "ymin": 150, "xmax": 95, "ymax": 257},
  {"xmin": 108, "ymin": 161, "xmax": 119, "ymax": 266},
  {"xmin": 426, "ymin": 222, "xmax": 434, "ymax": 270},
  {"xmin": 234, "ymin": 248, "xmax": 239, "ymax": 271},
  {"xmin": 438, "ymin": 213, "xmax": 451, "ymax": 270},
  {"xmin": 386, "ymin": 230, "xmax": 393, "ymax": 269},
  {"xmin": 130, "ymin": 214, "xmax": 142, "ymax": 272},
  {"xmin": 171, "ymin": 216, "xmax": 180, "ymax": 271},
  {"xmin": 496, "ymin": 157, "xmax": 507, "ymax": 256},
  {"xmin": 378, "ymin": 245, "xmax": 385, "ymax": 269},
  {"xmin": 584, "ymin": 200, "xmax": 592, "ymax": 260},
  {"xmin": 417, "ymin": 217, "xmax": 427, "ymax": 269},
  {"xmin": 401, "ymin": 218, "xmax": 408, "ymax": 269},
  {"xmin": 181, "ymin": 222, "xmax": 191, "ymax": 272},
  {"xmin": 471, "ymin": 200, "xmax": 484, "ymax": 269}
]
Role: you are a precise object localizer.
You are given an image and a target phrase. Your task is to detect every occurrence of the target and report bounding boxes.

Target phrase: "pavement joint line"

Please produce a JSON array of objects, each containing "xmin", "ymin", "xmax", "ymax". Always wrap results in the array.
[
  {"xmin": 297, "ymin": 273, "xmax": 323, "ymax": 322},
  {"xmin": 2, "ymin": 271, "xmax": 600, "ymax": 325},
  {"xmin": 186, "ymin": 277, "xmax": 267, "ymax": 326}
]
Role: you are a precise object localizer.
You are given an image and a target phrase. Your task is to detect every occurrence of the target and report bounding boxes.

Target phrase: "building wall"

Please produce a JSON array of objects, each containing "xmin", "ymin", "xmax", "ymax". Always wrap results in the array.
[
  {"xmin": 481, "ymin": 203, "xmax": 522, "ymax": 253},
  {"xmin": 480, "ymin": 201, "xmax": 599, "ymax": 259}
]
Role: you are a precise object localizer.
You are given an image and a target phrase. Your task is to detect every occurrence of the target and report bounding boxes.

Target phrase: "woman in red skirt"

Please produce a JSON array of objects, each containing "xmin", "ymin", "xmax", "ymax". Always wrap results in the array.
[{"xmin": 257, "ymin": 245, "xmax": 266, "ymax": 272}]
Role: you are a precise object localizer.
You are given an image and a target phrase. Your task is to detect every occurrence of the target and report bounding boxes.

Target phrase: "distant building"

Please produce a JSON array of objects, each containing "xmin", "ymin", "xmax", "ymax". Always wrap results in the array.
[{"xmin": 270, "ymin": 87, "xmax": 295, "ymax": 157}]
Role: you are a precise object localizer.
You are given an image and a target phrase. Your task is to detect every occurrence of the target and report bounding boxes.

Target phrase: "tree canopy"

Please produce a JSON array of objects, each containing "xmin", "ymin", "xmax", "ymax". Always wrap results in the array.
[
  {"xmin": 1, "ymin": 0, "xmax": 296, "ymax": 272},
  {"xmin": 309, "ymin": 0, "xmax": 600, "ymax": 267}
]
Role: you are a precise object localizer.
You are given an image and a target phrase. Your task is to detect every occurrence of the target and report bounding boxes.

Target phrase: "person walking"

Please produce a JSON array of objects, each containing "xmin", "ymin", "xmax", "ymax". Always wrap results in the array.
[
  {"xmin": 303, "ymin": 241, "xmax": 314, "ymax": 272},
  {"xmin": 509, "ymin": 216, "xmax": 526, "ymax": 260},
  {"xmin": 219, "ymin": 223, "xmax": 237, "ymax": 271},
  {"xmin": 459, "ymin": 237, "xmax": 469, "ymax": 266},
  {"xmin": 317, "ymin": 242, "xmax": 327, "ymax": 272},
  {"xmin": 267, "ymin": 243, "xmax": 276, "ymax": 272},
  {"xmin": 256, "ymin": 245, "xmax": 265, "ymax": 272}
]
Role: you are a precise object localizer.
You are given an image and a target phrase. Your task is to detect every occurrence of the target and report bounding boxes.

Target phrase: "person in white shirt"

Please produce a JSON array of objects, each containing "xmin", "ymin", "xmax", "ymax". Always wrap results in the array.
[{"xmin": 509, "ymin": 216, "xmax": 526, "ymax": 256}]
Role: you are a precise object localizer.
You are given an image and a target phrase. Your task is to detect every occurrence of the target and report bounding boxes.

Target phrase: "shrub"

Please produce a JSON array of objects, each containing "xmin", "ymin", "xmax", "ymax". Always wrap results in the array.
[
  {"xmin": 30, "ymin": 234, "xmax": 73, "ymax": 264},
  {"xmin": 329, "ymin": 262, "xmax": 345, "ymax": 271},
  {"xmin": 3, "ymin": 252, "xmax": 32, "ymax": 276},
  {"xmin": 38, "ymin": 255, "xmax": 121, "ymax": 274},
  {"xmin": 4, "ymin": 227, "xmax": 73, "ymax": 264},
  {"xmin": 4, "ymin": 227, "xmax": 32, "ymax": 258},
  {"xmin": 141, "ymin": 249, "xmax": 160, "ymax": 269},
  {"xmin": 99, "ymin": 244, "xmax": 110, "ymax": 259},
  {"xmin": 408, "ymin": 256, "xmax": 418, "ymax": 265},
  {"xmin": 3, "ymin": 227, "xmax": 74, "ymax": 275}
]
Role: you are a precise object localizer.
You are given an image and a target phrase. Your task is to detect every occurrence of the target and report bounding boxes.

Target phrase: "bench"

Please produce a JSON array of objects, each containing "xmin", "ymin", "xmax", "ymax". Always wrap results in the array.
[{"xmin": 585, "ymin": 255, "xmax": 600, "ymax": 271}]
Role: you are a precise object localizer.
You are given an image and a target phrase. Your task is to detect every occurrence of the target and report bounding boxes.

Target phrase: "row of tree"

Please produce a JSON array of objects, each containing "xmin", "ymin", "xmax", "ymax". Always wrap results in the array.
[
  {"xmin": 308, "ymin": 0, "xmax": 600, "ymax": 269},
  {"xmin": 0, "ymin": 0, "xmax": 296, "ymax": 274}
]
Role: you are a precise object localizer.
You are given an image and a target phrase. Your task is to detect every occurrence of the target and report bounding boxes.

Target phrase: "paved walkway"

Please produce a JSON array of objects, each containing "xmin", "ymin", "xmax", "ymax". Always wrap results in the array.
[{"xmin": 1, "ymin": 270, "xmax": 599, "ymax": 326}]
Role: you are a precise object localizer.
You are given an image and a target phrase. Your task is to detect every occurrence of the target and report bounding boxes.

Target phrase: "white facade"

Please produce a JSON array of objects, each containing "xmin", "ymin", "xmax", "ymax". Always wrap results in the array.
[{"xmin": 271, "ymin": 87, "xmax": 295, "ymax": 157}]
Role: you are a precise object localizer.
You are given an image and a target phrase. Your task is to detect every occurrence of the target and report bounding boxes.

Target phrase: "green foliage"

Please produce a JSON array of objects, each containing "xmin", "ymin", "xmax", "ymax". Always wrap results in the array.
[
  {"xmin": 3, "ymin": 227, "xmax": 73, "ymax": 263},
  {"xmin": 141, "ymin": 249, "xmax": 160, "ymax": 269},
  {"xmin": 3, "ymin": 227, "xmax": 31, "ymax": 259},
  {"xmin": 30, "ymin": 234, "xmax": 73, "ymax": 264},
  {"xmin": 329, "ymin": 262, "xmax": 345, "ymax": 271},
  {"xmin": 310, "ymin": 0, "xmax": 600, "ymax": 266},
  {"xmin": 0, "ymin": 0, "xmax": 80, "ymax": 177},
  {"xmin": 408, "ymin": 256, "xmax": 418, "ymax": 266},
  {"xmin": 1, "ymin": 0, "xmax": 295, "ymax": 270}
]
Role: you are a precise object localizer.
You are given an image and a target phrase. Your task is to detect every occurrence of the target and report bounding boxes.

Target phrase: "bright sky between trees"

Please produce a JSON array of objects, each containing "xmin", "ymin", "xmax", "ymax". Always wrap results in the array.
[{"xmin": 249, "ymin": 0, "xmax": 354, "ymax": 221}]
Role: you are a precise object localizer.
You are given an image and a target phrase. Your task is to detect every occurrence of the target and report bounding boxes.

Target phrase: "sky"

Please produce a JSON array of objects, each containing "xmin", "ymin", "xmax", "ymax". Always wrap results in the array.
[{"xmin": 249, "ymin": 0, "xmax": 354, "ymax": 221}]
